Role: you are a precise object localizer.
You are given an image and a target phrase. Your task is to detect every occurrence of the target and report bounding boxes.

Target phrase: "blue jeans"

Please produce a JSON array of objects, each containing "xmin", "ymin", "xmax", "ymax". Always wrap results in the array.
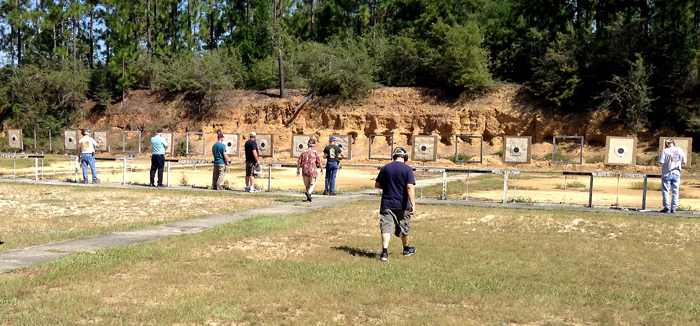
[
  {"xmin": 81, "ymin": 154, "xmax": 98, "ymax": 182},
  {"xmin": 325, "ymin": 161, "xmax": 339, "ymax": 194},
  {"xmin": 661, "ymin": 173, "xmax": 680, "ymax": 210}
]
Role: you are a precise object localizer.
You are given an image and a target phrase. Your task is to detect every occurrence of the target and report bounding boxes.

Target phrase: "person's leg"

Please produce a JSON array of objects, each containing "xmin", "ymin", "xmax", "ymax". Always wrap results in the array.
[
  {"xmin": 81, "ymin": 155, "xmax": 88, "ymax": 181},
  {"xmin": 212, "ymin": 165, "xmax": 220, "ymax": 189},
  {"xmin": 250, "ymin": 176, "xmax": 256, "ymax": 190},
  {"xmin": 150, "ymin": 156, "xmax": 158, "ymax": 186},
  {"xmin": 324, "ymin": 163, "xmax": 331, "ymax": 194},
  {"xmin": 671, "ymin": 174, "xmax": 680, "ymax": 211},
  {"xmin": 308, "ymin": 176, "xmax": 317, "ymax": 194},
  {"xmin": 401, "ymin": 235, "xmax": 410, "ymax": 247},
  {"xmin": 329, "ymin": 161, "xmax": 338, "ymax": 194},
  {"xmin": 156, "ymin": 155, "xmax": 165, "ymax": 186},
  {"xmin": 217, "ymin": 164, "xmax": 226, "ymax": 189},
  {"xmin": 661, "ymin": 176, "xmax": 671, "ymax": 211},
  {"xmin": 382, "ymin": 233, "xmax": 391, "ymax": 249},
  {"xmin": 89, "ymin": 156, "xmax": 98, "ymax": 182}
]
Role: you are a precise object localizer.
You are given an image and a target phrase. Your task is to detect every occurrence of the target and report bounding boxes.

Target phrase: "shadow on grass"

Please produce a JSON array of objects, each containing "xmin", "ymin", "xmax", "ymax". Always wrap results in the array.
[{"xmin": 333, "ymin": 246, "xmax": 377, "ymax": 259}]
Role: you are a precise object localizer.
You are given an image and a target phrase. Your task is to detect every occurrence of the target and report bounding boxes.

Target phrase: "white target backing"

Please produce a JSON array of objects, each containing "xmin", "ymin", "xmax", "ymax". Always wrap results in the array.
[
  {"xmin": 658, "ymin": 137, "xmax": 692, "ymax": 167},
  {"xmin": 64, "ymin": 130, "xmax": 78, "ymax": 151},
  {"xmin": 222, "ymin": 133, "xmax": 240, "ymax": 156},
  {"xmin": 412, "ymin": 135, "xmax": 438, "ymax": 162},
  {"xmin": 332, "ymin": 135, "xmax": 352, "ymax": 160},
  {"xmin": 93, "ymin": 131, "xmax": 108, "ymax": 152},
  {"xmin": 162, "ymin": 132, "xmax": 175, "ymax": 155},
  {"xmin": 256, "ymin": 134, "xmax": 274, "ymax": 157},
  {"xmin": 604, "ymin": 136, "xmax": 637, "ymax": 166},
  {"xmin": 502, "ymin": 136, "xmax": 532, "ymax": 164},
  {"xmin": 291, "ymin": 134, "xmax": 312, "ymax": 158},
  {"xmin": 8, "ymin": 129, "xmax": 22, "ymax": 150}
]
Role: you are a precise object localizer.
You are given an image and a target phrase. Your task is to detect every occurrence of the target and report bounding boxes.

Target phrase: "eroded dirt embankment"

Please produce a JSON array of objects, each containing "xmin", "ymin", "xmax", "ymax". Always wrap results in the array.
[{"xmin": 78, "ymin": 85, "xmax": 669, "ymax": 168}]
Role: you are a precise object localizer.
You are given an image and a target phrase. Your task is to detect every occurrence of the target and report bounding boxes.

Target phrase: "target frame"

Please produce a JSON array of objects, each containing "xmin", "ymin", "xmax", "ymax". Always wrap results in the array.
[
  {"xmin": 368, "ymin": 134, "xmax": 394, "ymax": 161},
  {"xmin": 160, "ymin": 132, "xmax": 175, "ymax": 155},
  {"xmin": 64, "ymin": 130, "xmax": 79, "ymax": 152},
  {"xmin": 454, "ymin": 135, "xmax": 483, "ymax": 164},
  {"xmin": 291, "ymin": 134, "xmax": 312, "ymax": 158},
  {"xmin": 604, "ymin": 136, "xmax": 637, "ymax": 166},
  {"xmin": 412, "ymin": 135, "xmax": 438, "ymax": 162},
  {"xmin": 331, "ymin": 134, "xmax": 352, "ymax": 160},
  {"xmin": 255, "ymin": 134, "xmax": 274, "ymax": 158},
  {"xmin": 93, "ymin": 131, "xmax": 108, "ymax": 152},
  {"xmin": 552, "ymin": 135, "xmax": 584, "ymax": 165},
  {"xmin": 122, "ymin": 131, "xmax": 142, "ymax": 154},
  {"xmin": 658, "ymin": 137, "xmax": 693, "ymax": 167},
  {"xmin": 185, "ymin": 132, "xmax": 206, "ymax": 156},
  {"xmin": 502, "ymin": 136, "xmax": 532, "ymax": 164},
  {"xmin": 7, "ymin": 129, "xmax": 23, "ymax": 150},
  {"xmin": 33, "ymin": 128, "xmax": 52, "ymax": 152}
]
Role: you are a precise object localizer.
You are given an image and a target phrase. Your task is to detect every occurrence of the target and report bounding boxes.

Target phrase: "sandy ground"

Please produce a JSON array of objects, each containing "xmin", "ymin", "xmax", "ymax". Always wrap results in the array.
[{"xmin": 3, "ymin": 155, "xmax": 700, "ymax": 211}]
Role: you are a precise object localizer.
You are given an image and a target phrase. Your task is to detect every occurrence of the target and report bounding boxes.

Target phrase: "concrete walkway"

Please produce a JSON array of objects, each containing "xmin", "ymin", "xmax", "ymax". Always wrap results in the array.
[{"xmin": 1, "ymin": 176, "xmax": 696, "ymax": 273}]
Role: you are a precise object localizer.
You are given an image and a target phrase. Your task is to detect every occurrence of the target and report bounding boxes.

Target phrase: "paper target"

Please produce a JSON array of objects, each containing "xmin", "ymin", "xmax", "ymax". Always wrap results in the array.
[
  {"xmin": 291, "ymin": 134, "xmax": 312, "ymax": 158},
  {"xmin": 93, "ymin": 131, "xmax": 108, "ymax": 152},
  {"xmin": 162, "ymin": 132, "xmax": 175, "ymax": 155},
  {"xmin": 658, "ymin": 137, "xmax": 693, "ymax": 167},
  {"xmin": 64, "ymin": 130, "xmax": 78, "ymax": 151},
  {"xmin": 412, "ymin": 135, "xmax": 438, "ymax": 162},
  {"xmin": 255, "ymin": 134, "xmax": 274, "ymax": 157},
  {"xmin": 185, "ymin": 132, "xmax": 205, "ymax": 156},
  {"xmin": 502, "ymin": 136, "xmax": 532, "ymax": 164},
  {"xmin": 604, "ymin": 136, "xmax": 637, "ymax": 166},
  {"xmin": 332, "ymin": 135, "xmax": 352, "ymax": 160},
  {"xmin": 222, "ymin": 133, "xmax": 240, "ymax": 156},
  {"xmin": 8, "ymin": 129, "xmax": 22, "ymax": 150},
  {"xmin": 122, "ymin": 131, "xmax": 142, "ymax": 154}
]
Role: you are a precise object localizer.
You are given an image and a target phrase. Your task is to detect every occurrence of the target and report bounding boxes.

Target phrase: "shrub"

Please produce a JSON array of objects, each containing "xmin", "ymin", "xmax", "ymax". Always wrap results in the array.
[
  {"xmin": 585, "ymin": 155, "xmax": 604, "ymax": 164},
  {"xmin": 296, "ymin": 36, "xmax": 380, "ymax": 101},
  {"xmin": 175, "ymin": 140, "xmax": 189, "ymax": 156},
  {"xmin": 542, "ymin": 152, "xmax": 572, "ymax": 162},
  {"xmin": 629, "ymin": 181, "xmax": 662, "ymax": 191}
]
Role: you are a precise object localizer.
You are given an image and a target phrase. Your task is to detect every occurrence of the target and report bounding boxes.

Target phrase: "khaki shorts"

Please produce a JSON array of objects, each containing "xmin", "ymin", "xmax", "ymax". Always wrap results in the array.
[
  {"xmin": 380, "ymin": 208, "xmax": 411, "ymax": 237},
  {"xmin": 245, "ymin": 162, "xmax": 256, "ymax": 177},
  {"xmin": 303, "ymin": 176, "xmax": 317, "ymax": 188}
]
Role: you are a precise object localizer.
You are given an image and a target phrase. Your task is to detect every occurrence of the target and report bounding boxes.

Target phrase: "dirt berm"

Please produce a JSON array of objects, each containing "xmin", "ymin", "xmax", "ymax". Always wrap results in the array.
[{"xmin": 81, "ymin": 85, "xmax": 673, "ymax": 169}]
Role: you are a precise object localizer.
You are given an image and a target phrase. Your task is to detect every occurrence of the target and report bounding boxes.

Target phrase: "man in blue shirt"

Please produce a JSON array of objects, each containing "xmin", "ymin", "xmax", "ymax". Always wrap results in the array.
[
  {"xmin": 212, "ymin": 133, "xmax": 230, "ymax": 190},
  {"xmin": 375, "ymin": 147, "xmax": 417, "ymax": 262},
  {"xmin": 149, "ymin": 129, "xmax": 169, "ymax": 187}
]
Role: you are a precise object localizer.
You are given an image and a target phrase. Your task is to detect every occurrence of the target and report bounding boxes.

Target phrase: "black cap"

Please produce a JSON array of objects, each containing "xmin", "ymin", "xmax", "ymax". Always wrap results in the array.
[{"xmin": 157, "ymin": 128, "xmax": 163, "ymax": 133}]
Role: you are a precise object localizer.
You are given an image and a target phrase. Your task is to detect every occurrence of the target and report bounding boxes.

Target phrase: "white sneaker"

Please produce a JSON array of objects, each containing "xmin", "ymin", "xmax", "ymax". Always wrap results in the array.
[{"xmin": 248, "ymin": 187, "xmax": 256, "ymax": 193}]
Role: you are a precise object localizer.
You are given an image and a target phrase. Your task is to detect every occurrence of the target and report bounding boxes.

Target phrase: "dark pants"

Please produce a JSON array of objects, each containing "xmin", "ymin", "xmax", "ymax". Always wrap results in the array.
[{"xmin": 150, "ymin": 154, "xmax": 165, "ymax": 186}]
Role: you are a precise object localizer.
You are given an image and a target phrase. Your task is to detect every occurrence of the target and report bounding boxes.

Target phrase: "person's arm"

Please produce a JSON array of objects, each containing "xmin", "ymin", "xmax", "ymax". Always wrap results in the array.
[
  {"xmin": 94, "ymin": 138, "xmax": 101, "ymax": 148},
  {"xmin": 316, "ymin": 152, "xmax": 323, "ymax": 174},
  {"xmin": 254, "ymin": 149, "xmax": 260, "ymax": 165},
  {"xmin": 223, "ymin": 151, "xmax": 230, "ymax": 165},
  {"xmin": 407, "ymin": 183, "xmax": 416, "ymax": 214},
  {"xmin": 375, "ymin": 171, "xmax": 383, "ymax": 189}
]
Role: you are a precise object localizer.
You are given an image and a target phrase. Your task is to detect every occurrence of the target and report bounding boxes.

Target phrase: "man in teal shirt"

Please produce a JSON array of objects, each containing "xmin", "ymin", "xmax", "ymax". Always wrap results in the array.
[
  {"xmin": 212, "ymin": 133, "xmax": 230, "ymax": 190},
  {"xmin": 150, "ymin": 129, "xmax": 169, "ymax": 187}
]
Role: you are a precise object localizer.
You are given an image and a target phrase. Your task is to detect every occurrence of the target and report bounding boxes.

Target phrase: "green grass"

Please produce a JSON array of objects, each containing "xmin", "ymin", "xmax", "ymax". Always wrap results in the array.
[
  {"xmin": 585, "ymin": 154, "xmax": 604, "ymax": 164},
  {"xmin": 636, "ymin": 155, "xmax": 659, "ymax": 166},
  {"xmin": 554, "ymin": 180, "xmax": 588, "ymax": 190},
  {"xmin": 0, "ymin": 154, "xmax": 64, "ymax": 169},
  {"xmin": 421, "ymin": 174, "xmax": 503, "ymax": 199},
  {"xmin": 541, "ymin": 152, "xmax": 573, "ymax": 163},
  {"xmin": 447, "ymin": 153, "xmax": 476, "ymax": 162},
  {"xmin": 2, "ymin": 202, "xmax": 700, "ymax": 324},
  {"xmin": 630, "ymin": 181, "xmax": 663, "ymax": 191}
]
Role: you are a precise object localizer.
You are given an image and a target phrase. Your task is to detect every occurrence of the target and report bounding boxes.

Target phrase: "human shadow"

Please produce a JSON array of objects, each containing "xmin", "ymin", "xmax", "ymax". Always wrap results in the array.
[{"xmin": 332, "ymin": 246, "xmax": 377, "ymax": 259}]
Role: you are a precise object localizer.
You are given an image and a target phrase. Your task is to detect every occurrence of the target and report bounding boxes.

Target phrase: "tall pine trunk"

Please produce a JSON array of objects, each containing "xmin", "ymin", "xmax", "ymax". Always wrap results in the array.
[
  {"xmin": 310, "ymin": 0, "xmax": 315, "ymax": 41},
  {"xmin": 147, "ymin": 0, "xmax": 152, "ymax": 54},
  {"xmin": 36, "ymin": 0, "xmax": 41, "ymax": 56},
  {"xmin": 89, "ymin": 9, "xmax": 94, "ymax": 68},
  {"xmin": 72, "ymin": 15, "xmax": 77, "ymax": 72}
]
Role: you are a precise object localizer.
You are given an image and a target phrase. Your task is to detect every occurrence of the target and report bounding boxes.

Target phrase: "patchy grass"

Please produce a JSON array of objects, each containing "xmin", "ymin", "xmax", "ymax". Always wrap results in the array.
[
  {"xmin": 630, "ymin": 181, "xmax": 663, "ymax": 191},
  {"xmin": 555, "ymin": 180, "xmax": 588, "ymax": 190},
  {"xmin": 0, "ymin": 183, "xmax": 278, "ymax": 251},
  {"xmin": 1, "ymin": 202, "xmax": 700, "ymax": 324},
  {"xmin": 585, "ymin": 154, "xmax": 605, "ymax": 164}
]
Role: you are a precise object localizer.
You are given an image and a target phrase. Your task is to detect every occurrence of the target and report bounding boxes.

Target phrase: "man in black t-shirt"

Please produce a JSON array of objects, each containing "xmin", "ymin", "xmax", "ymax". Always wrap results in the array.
[
  {"xmin": 374, "ymin": 147, "xmax": 416, "ymax": 262},
  {"xmin": 323, "ymin": 136, "xmax": 344, "ymax": 195},
  {"xmin": 244, "ymin": 132, "xmax": 261, "ymax": 192}
]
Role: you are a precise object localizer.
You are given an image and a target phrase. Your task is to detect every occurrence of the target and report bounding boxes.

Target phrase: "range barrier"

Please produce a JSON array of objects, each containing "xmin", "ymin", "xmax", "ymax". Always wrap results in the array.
[
  {"xmin": 0, "ymin": 154, "xmax": 45, "ymax": 180},
  {"xmin": 0, "ymin": 154, "xmax": 673, "ymax": 210}
]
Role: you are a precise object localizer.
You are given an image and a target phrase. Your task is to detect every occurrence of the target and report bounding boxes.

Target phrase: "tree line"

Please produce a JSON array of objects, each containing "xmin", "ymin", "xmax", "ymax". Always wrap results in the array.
[{"xmin": 2, "ymin": 0, "xmax": 700, "ymax": 138}]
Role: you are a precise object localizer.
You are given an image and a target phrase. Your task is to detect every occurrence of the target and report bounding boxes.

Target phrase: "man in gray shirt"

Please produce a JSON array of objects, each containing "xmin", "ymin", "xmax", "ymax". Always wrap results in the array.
[{"xmin": 658, "ymin": 138, "xmax": 687, "ymax": 213}]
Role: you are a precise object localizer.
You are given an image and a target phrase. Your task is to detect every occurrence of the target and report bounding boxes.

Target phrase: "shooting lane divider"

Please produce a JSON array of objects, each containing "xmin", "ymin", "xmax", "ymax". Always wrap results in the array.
[
  {"xmin": 0, "ymin": 154, "xmax": 45, "ymax": 181},
  {"xmin": 95, "ymin": 157, "xmax": 134, "ymax": 185}
]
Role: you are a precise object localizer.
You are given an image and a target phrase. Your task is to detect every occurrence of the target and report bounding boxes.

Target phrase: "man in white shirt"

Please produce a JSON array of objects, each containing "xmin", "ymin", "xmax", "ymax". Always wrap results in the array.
[
  {"xmin": 77, "ymin": 129, "xmax": 102, "ymax": 184},
  {"xmin": 658, "ymin": 138, "xmax": 687, "ymax": 213}
]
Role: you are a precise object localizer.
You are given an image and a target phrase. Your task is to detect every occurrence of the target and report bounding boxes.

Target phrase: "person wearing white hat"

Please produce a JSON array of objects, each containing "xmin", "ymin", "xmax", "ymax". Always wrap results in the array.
[{"xmin": 77, "ymin": 129, "xmax": 102, "ymax": 184}]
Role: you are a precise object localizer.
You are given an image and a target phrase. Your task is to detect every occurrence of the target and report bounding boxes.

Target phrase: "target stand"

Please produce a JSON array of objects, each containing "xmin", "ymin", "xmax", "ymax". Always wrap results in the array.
[{"xmin": 604, "ymin": 136, "xmax": 638, "ymax": 208}]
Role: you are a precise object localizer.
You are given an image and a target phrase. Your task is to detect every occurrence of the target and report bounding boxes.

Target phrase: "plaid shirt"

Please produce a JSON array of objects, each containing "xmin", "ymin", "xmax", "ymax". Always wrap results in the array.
[{"xmin": 298, "ymin": 148, "xmax": 322, "ymax": 177}]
